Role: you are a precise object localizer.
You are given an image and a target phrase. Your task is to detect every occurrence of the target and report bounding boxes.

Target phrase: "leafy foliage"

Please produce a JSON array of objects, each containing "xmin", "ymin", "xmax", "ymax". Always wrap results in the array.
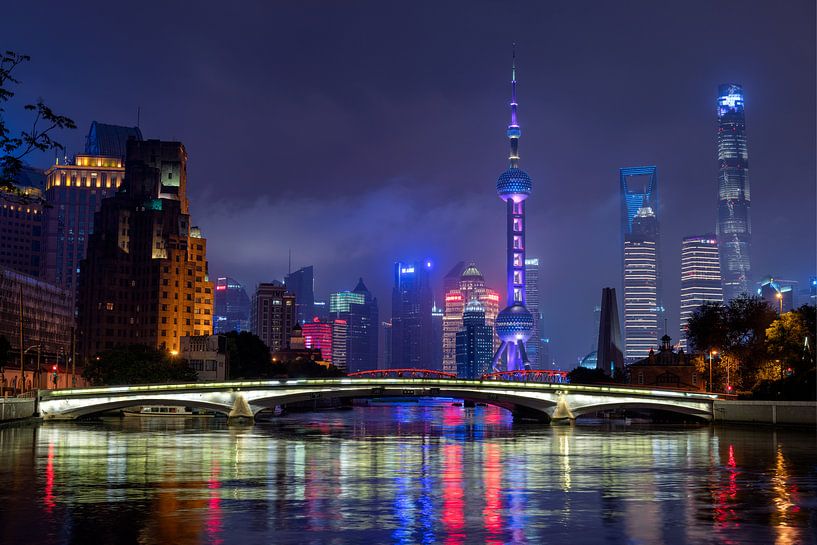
[
  {"xmin": 0, "ymin": 51, "xmax": 76, "ymax": 188},
  {"xmin": 270, "ymin": 357, "xmax": 345, "ymax": 379},
  {"xmin": 224, "ymin": 331, "xmax": 272, "ymax": 379},
  {"xmin": 83, "ymin": 345, "xmax": 198, "ymax": 386},
  {"xmin": 567, "ymin": 367, "xmax": 615, "ymax": 385}
]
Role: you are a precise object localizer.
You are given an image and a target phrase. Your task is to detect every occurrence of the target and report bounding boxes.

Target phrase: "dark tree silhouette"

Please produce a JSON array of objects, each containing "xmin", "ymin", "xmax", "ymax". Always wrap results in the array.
[{"xmin": 1, "ymin": 51, "xmax": 76, "ymax": 189}]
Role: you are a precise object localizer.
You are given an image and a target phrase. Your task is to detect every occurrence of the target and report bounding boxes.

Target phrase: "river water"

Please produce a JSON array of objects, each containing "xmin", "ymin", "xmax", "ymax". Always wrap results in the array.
[{"xmin": 0, "ymin": 401, "xmax": 815, "ymax": 545}]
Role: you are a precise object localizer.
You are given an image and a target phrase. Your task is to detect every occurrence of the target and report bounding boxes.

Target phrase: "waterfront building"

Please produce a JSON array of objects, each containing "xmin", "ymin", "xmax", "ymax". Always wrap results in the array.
[
  {"xmin": 213, "ymin": 276, "xmax": 251, "ymax": 333},
  {"xmin": 43, "ymin": 122, "xmax": 141, "ymax": 304},
  {"xmin": 431, "ymin": 303, "xmax": 443, "ymax": 371},
  {"xmin": 716, "ymin": 84, "xmax": 752, "ymax": 302},
  {"xmin": 758, "ymin": 276, "xmax": 796, "ymax": 314},
  {"xmin": 180, "ymin": 334, "xmax": 226, "ymax": 381},
  {"xmin": 679, "ymin": 235, "xmax": 723, "ymax": 350},
  {"xmin": 525, "ymin": 257, "xmax": 542, "ymax": 367},
  {"xmin": 391, "ymin": 261, "xmax": 433, "ymax": 369},
  {"xmin": 330, "ymin": 278, "xmax": 378, "ymax": 373},
  {"xmin": 623, "ymin": 196, "xmax": 660, "ymax": 364},
  {"xmin": 272, "ymin": 323, "xmax": 322, "ymax": 363},
  {"xmin": 77, "ymin": 140, "xmax": 214, "ymax": 357},
  {"xmin": 442, "ymin": 263, "xmax": 499, "ymax": 373},
  {"xmin": 627, "ymin": 335, "xmax": 703, "ymax": 392},
  {"xmin": 251, "ymin": 281, "xmax": 296, "ymax": 354},
  {"xmin": 0, "ymin": 184, "xmax": 45, "ymax": 278},
  {"xmin": 455, "ymin": 299, "xmax": 493, "ymax": 379},
  {"xmin": 284, "ymin": 265, "xmax": 314, "ymax": 324},
  {"xmin": 492, "ymin": 49, "xmax": 536, "ymax": 372},
  {"xmin": 596, "ymin": 287, "xmax": 624, "ymax": 376}
]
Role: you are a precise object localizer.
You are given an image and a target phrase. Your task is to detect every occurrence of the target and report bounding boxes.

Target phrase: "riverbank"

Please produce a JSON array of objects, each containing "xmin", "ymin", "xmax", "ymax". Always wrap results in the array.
[
  {"xmin": 714, "ymin": 400, "xmax": 817, "ymax": 427},
  {"xmin": 0, "ymin": 398, "xmax": 37, "ymax": 426}
]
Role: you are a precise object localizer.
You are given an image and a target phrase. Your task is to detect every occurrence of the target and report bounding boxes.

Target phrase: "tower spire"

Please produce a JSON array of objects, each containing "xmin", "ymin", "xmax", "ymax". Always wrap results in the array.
[{"xmin": 507, "ymin": 43, "xmax": 521, "ymax": 168}]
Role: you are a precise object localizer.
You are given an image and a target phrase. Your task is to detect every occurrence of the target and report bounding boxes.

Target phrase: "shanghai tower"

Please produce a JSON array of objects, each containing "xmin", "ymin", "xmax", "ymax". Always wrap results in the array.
[
  {"xmin": 716, "ymin": 84, "xmax": 752, "ymax": 301},
  {"xmin": 492, "ymin": 46, "xmax": 535, "ymax": 372}
]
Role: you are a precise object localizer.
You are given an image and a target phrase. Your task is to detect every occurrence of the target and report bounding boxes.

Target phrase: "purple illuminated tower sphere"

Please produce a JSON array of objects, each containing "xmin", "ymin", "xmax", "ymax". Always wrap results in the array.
[{"xmin": 492, "ymin": 47, "xmax": 535, "ymax": 372}]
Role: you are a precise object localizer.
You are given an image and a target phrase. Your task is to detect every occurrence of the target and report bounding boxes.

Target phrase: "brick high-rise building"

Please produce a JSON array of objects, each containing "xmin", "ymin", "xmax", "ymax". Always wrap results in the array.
[
  {"xmin": 77, "ymin": 139, "xmax": 214, "ymax": 357},
  {"xmin": 251, "ymin": 281, "xmax": 296, "ymax": 354}
]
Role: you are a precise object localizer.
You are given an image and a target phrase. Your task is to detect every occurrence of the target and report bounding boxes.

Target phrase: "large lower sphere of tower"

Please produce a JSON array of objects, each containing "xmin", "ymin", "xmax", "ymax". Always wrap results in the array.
[
  {"xmin": 495, "ymin": 303, "xmax": 535, "ymax": 343},
  {"xmin": 496, "ymin": 167, "xmax": 532, "ymax": 201}
]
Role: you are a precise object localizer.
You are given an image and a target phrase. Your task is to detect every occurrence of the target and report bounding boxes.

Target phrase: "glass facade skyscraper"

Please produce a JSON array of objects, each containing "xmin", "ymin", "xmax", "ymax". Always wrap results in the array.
[
  {"xmin": 330, "ymin": 278, "xmax": 378, "ymax": 373},
  {"xmin": 455, "ymin": 299, "xmax": 493, "ymax": 379},
  {"xmin": 214, "ymin": 276, "xmax": 251, "ymax": 333},
  {"xmin": 391, "ymin": 261, "xmax": 433, "ymax": 369},
  {"xmin": 679, "ymin": 236, "xmax": 722, "ymax": 350},
  {"xmin": 284, "ymin": 265, "xmax": 315, "ymax": 324},
  {"xmin": 524, "ymin": 258, "xmax": 542, "ymax": 368},
  {"xmin": 716, "ymin": 84, "xmax": 752, "ymax": 302}
]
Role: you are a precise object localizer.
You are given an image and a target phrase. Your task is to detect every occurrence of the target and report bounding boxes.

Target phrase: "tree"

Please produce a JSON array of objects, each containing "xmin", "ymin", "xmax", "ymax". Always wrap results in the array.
[
  {"xmin": 686, "ymin": 301, "xmax": 728, "ymax": 354},
  {"xmin": 567, "ymin": 367, "xmax": 614, "ymax": 385},
  {"xmin": 1, "ymin": 51, "xmax": 75, "ymax": 189},
  {"xmin": 83, "ymin": 345, "xmax": 198, "ymax": 386},
  {"xmin": 767, "ymin": 305, "xmax": 817, "ymax": 377},
  {"xmin": 270, "ymin": 357, "xmax": 345, "ymax": 379},
  {"xmin": 224, "ymin": 331, "xmax": 272, "ymax": 379},
  {"xmin": 724, "ymin": 295, "xmax": 777, "ymax": 388}
]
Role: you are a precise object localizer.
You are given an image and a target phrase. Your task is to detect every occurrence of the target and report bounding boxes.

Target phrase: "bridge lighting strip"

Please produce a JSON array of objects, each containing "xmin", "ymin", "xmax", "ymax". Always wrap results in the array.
[{"xmin": 41, "ymin": 378, "xmax": 719, "ymax": 401}]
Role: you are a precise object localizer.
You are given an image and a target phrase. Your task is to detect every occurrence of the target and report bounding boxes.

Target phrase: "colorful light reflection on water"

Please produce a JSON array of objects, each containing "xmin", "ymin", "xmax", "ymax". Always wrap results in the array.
[{"xmin": 0, "ymin": 402, "xmax": 815, "ymax": 544}]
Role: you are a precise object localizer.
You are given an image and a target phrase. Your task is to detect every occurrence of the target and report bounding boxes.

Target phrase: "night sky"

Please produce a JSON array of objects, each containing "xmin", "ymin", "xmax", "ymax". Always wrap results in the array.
[{"xmin": 4, "ymin": 1, "xmax": 815, "ymax": 366}]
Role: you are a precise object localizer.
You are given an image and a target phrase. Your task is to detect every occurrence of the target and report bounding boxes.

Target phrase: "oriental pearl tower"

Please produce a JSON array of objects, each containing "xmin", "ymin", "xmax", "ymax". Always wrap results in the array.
[{"xmin": 492, "ymin": 46, "xmax": 535, "ymax": 372}]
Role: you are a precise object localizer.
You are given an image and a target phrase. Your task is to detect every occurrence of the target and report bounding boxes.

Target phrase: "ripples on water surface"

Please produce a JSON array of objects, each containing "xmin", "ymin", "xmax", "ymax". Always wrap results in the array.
[{"xmin": 0, "ymin": 402, "xmax": 815, "ymax": 544}]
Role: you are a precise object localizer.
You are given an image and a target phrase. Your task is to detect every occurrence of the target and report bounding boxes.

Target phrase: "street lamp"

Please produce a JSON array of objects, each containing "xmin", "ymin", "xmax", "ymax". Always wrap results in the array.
[
  {"xmin": 776, "ymin": 292, "xmax": 783, "ymax": 314},
  {"xmin": 709, "ymin": 349, "xmax": 718, "ymax": 392},
  {"xmin": 22, "ymin": 345, "xmax": 41, "ymax": 392}
]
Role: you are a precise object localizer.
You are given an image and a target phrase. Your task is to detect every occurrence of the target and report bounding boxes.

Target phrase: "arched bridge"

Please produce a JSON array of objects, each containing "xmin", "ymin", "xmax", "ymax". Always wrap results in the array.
[{"xmin": 38, "ymin": 377, "xmax": 720, "ymax": 423}]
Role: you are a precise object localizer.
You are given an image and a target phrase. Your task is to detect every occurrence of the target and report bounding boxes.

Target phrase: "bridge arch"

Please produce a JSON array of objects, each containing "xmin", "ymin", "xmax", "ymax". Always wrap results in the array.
[{"xmin": 569, "ymin": 401, "xmax": 712, "ymax": 421}]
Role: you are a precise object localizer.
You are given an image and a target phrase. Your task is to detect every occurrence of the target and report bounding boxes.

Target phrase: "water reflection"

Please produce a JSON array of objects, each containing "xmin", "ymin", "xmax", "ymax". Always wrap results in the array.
[{"xmin": 0, "ymin": 403, "xmax": 815, "ymax": 545}]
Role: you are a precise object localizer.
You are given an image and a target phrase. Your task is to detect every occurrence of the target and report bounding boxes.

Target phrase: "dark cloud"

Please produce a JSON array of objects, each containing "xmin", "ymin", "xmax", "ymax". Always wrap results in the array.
[{"xmin": 3, "ymin": 0, "xmax": 815, "ymax": 366}]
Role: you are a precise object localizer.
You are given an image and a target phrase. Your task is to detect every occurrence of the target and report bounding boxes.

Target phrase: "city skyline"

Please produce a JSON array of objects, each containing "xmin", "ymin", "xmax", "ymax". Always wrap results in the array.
[{"xmin": 2, "ymin": 1, "xmax": 814, "ymax": 366}]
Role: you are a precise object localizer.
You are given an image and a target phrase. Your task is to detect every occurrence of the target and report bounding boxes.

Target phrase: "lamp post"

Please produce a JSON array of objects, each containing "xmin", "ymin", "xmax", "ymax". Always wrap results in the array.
[
  {"xmin": 22, "ymin": 345, "xmax": 41, "ymax": 392},
  {"xmin": 709, "ymin": 349, "xmax": 718, "ymax": 392},
  {"xmin": 776, "ymin": 292, "xmax": 783, "ymax": 315}
]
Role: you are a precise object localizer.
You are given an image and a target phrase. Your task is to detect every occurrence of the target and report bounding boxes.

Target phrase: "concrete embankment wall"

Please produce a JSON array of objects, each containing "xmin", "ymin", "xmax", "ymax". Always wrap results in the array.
[
  {"xmin": 714, "ymin": 400, "xmax": 817, "ymax": 427},
  {"xmin": 0, "ymin": 398, "xmax": 36, "ymax": 422}
]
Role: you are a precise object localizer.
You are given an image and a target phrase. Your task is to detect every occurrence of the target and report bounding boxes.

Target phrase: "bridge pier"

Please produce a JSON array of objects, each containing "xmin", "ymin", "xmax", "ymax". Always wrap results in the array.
[
  {"xmin": 549, "ymin": 392, "xmax": 575, "ymax": 425},
  {"xmin": 227, "ymin": 394, "xmax": 255, "ymax": 425}
]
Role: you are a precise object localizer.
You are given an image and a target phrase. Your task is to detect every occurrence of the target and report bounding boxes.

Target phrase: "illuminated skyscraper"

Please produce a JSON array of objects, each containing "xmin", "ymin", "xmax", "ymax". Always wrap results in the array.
[
  {"xmin": 623, "ymin": 202, "xmax": 659, "ymax": 363},
  {"xmin": 492, "ymin": 47, "xmax": 535, "ymax": 372},
  {"xmin": 302, "ymin": 317, "xmax": 333, "ymax": 363},
  {"xmin": 391, "ymin": 260, "xmax": 433, "ymax": 369},
  {"xmin": 620, "ymin": 166, "xmax": 662, "ymax": 364},
  {"xmin": 431, "ymin": 303, "xmax": 443, "ymax": 371},
  {"xmin": 442, "ymin": 263, "xmax": 499, "ymax": 373},
  {"xmin": 214, "ymin": 276, "xmax": 250, "ymax": 333},
  {"xmin": 596, "ymin": 287, "xmax": 624, "ymax": 376},
  {"xmin": 679, "ymin": 236, "xmax": 722, "ymax": 350},
  {"xmin": 77, "ymin": 139, "xmax": 214, "ymax": 356},
  {"xmin": 455, "ymin": 299, "xmax": 493, "ymax": 379},
  {"xmin": 330, "ymin": 278, "xmax": 378, "ymax": 373},
  {"xmin": 716, "ymin": 84, "xmax": 752, "ymax": 302},
  {"xmin": 524, "ymin": 258, "xmax": 542, "ymax": 367}
]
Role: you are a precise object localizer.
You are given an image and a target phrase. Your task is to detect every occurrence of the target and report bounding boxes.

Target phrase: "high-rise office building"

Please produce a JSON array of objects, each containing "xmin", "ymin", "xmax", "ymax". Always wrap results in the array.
[
  {"xmin": 431, "ymin": 303, "xmax": 443, "ymax": 371},
  {"xmin": 77, "ymin": 139, "xmax": 214, "ymax": 356},
  {"xmin": 493, "ymin": 48, "xmax": 535, "ymax": 372},
  {"xmin": 679, "ymin": 235, "xmax": 723, "ymax": 350},
  {"xmin": 455, "ymin": 299, "xmax": 494, "ymax": 379},
  {"xmin": 716, "ymin": 84, "xmax": 752, "ymax": 302},
  {"xmin": 214, "ymin": 277, "xmax": 251, "ymax": 333},
  {"xmin": 442, "ymin": 263, "xmax": 499, "ymax": 373},
  {"xmin": 0, "ymin": 184, "xmax": 45, "ymax": 278},
  {"xmin": 251, "ymin": 281, "xmax": 296, "ymax": 353},
  {"xmin": 302, "ymin": 317, "xmax": 333, "ymax": 363},
  {"xmin": 442, "ymin": 261, "xmax": 466, "ymax": 299},
  {"xmin": 284, "ymin": 265, "xmax": 315, "ymax": 324},
  {"xmin": 524, "ymin": 258, "xmax": 542, "ymax": 368},
  {"xmin": 621, "ymin": 166, "xmax": 661, "ymax": 364},
  {"xmin": 381, "ymin": 320, "xmax": 392, "ymax": 369},
  {"xmin": 330, "ymin": 278, "xmax": 378, "ymax": 373},
  {"xmin": 331, "ymin": 319, "xmax": 348, "ymax": 371},
  {"xmin": 391, "ymin": 260, "xmax": 433, "ymax": 369},
  {"xmin": 596, "ymin": 287, "xmax": 624, "ymax": 376},
  {"xmin": 43, "ymin": 122, "xmax": 142, "ymax": 305}
]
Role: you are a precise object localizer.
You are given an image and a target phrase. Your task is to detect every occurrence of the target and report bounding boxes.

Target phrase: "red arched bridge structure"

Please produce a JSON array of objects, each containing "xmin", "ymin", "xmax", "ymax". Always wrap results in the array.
[
  {"xmin": 39, "ymin": 371, "xmax": 721, "ymax": 424},
  {"xmin": 348, "ymin": 369, "xmax": 457, "ymax": 379}
]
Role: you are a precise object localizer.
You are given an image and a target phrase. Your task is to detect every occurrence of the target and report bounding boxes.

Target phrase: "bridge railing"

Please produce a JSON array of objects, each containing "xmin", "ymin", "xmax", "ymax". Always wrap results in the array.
[
  {"xmin": 480, "ymin": 369, "xmax": 569, "ymax": 384},
  {"xmin": 347, "ymin": 369, "xmax": 458, "ymax": 379}
]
